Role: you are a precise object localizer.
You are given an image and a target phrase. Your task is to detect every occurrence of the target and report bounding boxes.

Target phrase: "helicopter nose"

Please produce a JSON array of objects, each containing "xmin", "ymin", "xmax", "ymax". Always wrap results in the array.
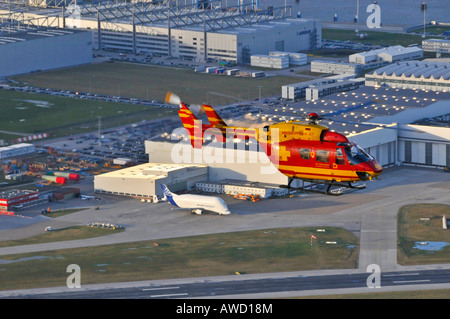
[{"xmin": 371, "ymin": 160, "xmax": 383, "ymax": 176}]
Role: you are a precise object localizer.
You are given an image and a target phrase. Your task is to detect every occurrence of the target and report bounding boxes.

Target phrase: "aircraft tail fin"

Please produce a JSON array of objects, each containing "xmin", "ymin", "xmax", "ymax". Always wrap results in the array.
[{"xmin": 161, "ymin": 184, "xmax": 178, "ymax": 207}]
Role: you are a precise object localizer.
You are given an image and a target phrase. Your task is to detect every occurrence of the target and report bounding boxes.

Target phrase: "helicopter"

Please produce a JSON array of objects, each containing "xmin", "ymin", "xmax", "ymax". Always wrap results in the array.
[{"xmin": 165, "ymin": 91, "xmax": 383, "ymax": 195}]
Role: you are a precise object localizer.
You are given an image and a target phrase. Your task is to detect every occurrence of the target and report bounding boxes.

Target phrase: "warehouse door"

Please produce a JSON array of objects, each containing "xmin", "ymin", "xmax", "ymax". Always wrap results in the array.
[
  {"xmin": 168, "ymin": 181, "xmax": 187, "ymax": 193},
  {"xmin": 275, "ymin": 40, "xmax": 284, "ymax": 52}
]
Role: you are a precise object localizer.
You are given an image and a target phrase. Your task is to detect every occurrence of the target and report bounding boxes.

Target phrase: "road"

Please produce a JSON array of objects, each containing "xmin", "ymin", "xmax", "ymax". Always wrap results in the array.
[{"xmin": 3, "ymin": 268, "xmax": 450, "ymax": 299}]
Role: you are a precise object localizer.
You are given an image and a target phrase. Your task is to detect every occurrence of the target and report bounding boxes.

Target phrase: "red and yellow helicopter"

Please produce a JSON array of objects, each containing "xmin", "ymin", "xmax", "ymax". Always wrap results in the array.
[{"xmin": 165, "ymin": 91, "xmax": 383, "ymax": 194}]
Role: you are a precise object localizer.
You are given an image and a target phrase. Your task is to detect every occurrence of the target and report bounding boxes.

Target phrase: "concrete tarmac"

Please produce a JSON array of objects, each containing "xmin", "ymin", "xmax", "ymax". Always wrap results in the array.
[{"xmin": 0, "ymin": 166, "xmax": 449, "ymax": 296}]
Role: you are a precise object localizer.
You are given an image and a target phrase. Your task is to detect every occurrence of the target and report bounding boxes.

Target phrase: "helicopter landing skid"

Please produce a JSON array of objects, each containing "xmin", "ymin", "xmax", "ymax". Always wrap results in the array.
[{"xmin": 282, "ymin": 179, "xmax": 366, "ymax": 196}]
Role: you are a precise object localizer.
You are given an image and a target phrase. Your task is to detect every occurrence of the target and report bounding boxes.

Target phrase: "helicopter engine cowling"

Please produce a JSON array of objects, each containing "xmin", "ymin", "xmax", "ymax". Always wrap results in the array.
[{"xmin": 321, "ymin": 131, "xmax": 349, "ymax": 143}]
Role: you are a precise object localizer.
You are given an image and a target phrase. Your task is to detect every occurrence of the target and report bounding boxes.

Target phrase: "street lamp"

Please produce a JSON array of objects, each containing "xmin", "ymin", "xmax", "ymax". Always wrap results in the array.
[{"xmin": 421, "ymin": 2, "xmax": 427, "ymax": 38}]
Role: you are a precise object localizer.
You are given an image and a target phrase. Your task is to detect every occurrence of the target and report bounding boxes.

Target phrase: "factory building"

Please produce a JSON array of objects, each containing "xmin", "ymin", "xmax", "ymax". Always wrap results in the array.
[
  {"xmin": 94, "ymin": 162, "xmax": 208, "ymax": 197},
  {"xmin": 0, "ymin": 143, "xmax": 35, "ymax": 160},
  {"xmin": 310, "ymin": 60, "xmax": 364, "ymax": 76},
  {"xmin": 251, "ymin": 54, "xmax": 289, "ymax": 69},
  {"xmin": 281, "ymin": 74, "xmax": 356, "ymax": 100},
  {"xmin": 0, "ymin": 190, "xmax": 39, "ymax": 211},
  {"xmin": 349, "ymin": 45, "xmax": 423, "ymax": 64},
  {"xmin": 269, "ymin": 51, "xmax": 307, "ymax": 66},
  {"xmin": 421, "ymin": 39, "xmax": 450, "ymax": 57},
  {"xmin": 93, "ymin": 18, "xmax": 321, "ymax": 63},
  {"xmin": 196, "ymin": 180, "xmax": 288, "ymax": 198},
  {"xmin": 0, "ymin": 27, "xmax": 92, "ymax": 77},
  {"xmin": 144, "ymin": 139, "xmax": 302, "ymax": 188},
  {"xmin": 305, "ymin": 78, "xmax": 365, "ymax": 101},
  {"xmin": 0, "ymin": 2, "xmax": 320, "ymax": 64},
  {"xmin": 365, "ymin": 61, "xmax": 450, "ymax": 91}
]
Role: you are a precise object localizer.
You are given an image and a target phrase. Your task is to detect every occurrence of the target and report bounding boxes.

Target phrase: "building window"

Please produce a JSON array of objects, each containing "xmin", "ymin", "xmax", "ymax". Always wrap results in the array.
[
  {"xmin": 405, "ymin": 141, "xmax": 412, "ymax": 163},
  {"xmin": 447, "ymin": 144, "xmax": 450, "ymax": 167},
  {"xmin": 425, "ymin": 143, "xmax": 432, "ymax": 165}
]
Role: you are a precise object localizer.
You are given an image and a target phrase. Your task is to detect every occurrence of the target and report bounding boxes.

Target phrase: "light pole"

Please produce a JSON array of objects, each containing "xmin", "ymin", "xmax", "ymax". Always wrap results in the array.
[
  {"xmin": 421, "ymin": 2, "xmax": 427, "ymax": 38},
  {"xmin": 258, "ymin": 86, "xmax": 262, "ymax": 105}
]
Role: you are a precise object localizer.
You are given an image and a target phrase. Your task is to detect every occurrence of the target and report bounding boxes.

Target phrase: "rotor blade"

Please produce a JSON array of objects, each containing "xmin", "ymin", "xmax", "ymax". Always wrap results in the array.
[
  {"xmin": 325, "ymin": 119, "xmax": 425, "ymax": 133},
  {"xmin": 165, "ymin": 91, "xmax": 181, "ymax": 106},
  {"xmin": 189, "ymin": 104, "xmax": 205, "ymax": 117}
]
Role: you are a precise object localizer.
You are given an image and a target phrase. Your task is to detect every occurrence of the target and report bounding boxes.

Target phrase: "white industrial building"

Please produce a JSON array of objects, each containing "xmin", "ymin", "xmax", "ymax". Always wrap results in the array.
[
  {"xmin": 196, "ymin": 180, "xmax": 288, "ymax": 198},
  {"xmin": 349, "ymin": 45, "xmax": 423, "ymax": 64},
  {"xmin": 144, "ymin": 139, "xmax": 297, "ymax": 187},
  {"xmin": 95, "ymin": 18, "xmax": 321, "ymax": 64},
  {"xmin": 269, "ymin": 51, "xmax": 307, "ymax": 66},
  {"xmin": 94, "ymin": 162, "xmax": 207, "ymax": 197},
  {"xmin": 365, "ymin": 61, "xmax": 450, "ymax": 91},
  {"xmin": 305, "ymin": 78, "xmax": 365, "ymax": 101},
  {"xmin": 282, "ymin": 74, "xmax": 356, "ymax": 100},
  {"xmin": 0, "ymin": 27, "xmax": 92, "ymax": 77},
  {"xmin": 0, "ymin": 143, "xmax": 35, "ymax": 159},
  {"xmin": 1, "ymin": 2, "xmax": 321, "ymax": 64},
  {"xmin": 251, "ymin": 54, "xmax": 289, "ymax": 69},
  {"xmin": 310, "ymin": 60, "xmax": 364, "ymax": 76},
  {"xmin": 422, "ymin": 39, "xmax": 450, "ymax": 57}
]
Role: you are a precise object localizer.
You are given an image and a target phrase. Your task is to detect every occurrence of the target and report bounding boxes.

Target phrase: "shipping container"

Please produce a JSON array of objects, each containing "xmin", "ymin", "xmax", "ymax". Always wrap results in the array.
[{"xmin": 42, "ymin": 175, "xmax": 68, "ymax": 185}]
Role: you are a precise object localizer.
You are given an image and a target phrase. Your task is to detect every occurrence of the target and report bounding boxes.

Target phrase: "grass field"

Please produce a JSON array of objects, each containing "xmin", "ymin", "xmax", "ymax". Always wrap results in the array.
[
  {"xmin": 322, "ymin": 28, "xmax": 431, "ymax": 47},
  {"xmin": 0, "ymin": 225, "xmax": 123, "ymax": 249},
  {"xmin": 0, "ymin": 89, "xmax": 175, "ymax": 139},
  {"xmin": 397, "ymin": 204, "xmax": 450, "ymax": 266},
  {"xmin": 0, "ymin": 227, "xmax": 358, "ymax": 290},
  {"xmin": 13, "ymin": 62, "xmax": 301, "ymax": 106}
]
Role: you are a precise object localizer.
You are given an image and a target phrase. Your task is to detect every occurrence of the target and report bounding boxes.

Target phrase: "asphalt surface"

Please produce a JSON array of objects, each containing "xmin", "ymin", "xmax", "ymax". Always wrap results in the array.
[{"xmin": 0, "ymin": 166, "xmax": 449, "ymax": 298}]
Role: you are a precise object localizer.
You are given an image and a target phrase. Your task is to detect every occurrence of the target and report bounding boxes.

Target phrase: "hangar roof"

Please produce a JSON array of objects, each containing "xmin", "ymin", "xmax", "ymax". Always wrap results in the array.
[
  {"xmin": 97, "ymin": 162, "xmax": 207, "ymax": 180},
  {"xmin": 371, "ymin": 61, "xmax": 450, "ymax": 80},
  {"xmin": 0, "ymin": 26, "xmax": 83, "ymax": 45},
  {"xmin": 260, "ymin": 86, "xmax": 450, "ymax": 135}
]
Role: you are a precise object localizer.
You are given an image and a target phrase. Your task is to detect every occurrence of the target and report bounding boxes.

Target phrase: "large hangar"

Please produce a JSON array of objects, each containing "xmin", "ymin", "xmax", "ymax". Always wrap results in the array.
[
  {"xmin": 0, "ymin": 26, "xmax": 92, "ymax": 77},
  {"xmin": 0, "ymin": 1, "xmax": 321, "ymax": 64},
  {"xmin": 94, "ymin": 162, "xmax": 207, "ymax": 197}
]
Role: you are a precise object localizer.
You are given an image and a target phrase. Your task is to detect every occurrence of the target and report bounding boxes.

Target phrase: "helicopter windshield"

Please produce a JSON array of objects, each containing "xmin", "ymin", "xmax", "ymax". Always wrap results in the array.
[{"xmin": 344, "ymin": 144, "xmax": 373, "ymax": 165}]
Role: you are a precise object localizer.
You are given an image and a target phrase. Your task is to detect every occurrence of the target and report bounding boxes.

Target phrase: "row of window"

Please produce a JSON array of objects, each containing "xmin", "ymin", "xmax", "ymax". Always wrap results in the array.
[{"xmin": 298, "ymin": 145, "xmax": 373, "ymax": 166}]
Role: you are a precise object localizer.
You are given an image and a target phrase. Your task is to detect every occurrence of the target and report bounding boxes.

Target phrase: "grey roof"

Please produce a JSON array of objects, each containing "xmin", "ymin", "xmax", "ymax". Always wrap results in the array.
[{"xmin": 371, "ymin": 61, "xmax": 450, "ymax": 80}]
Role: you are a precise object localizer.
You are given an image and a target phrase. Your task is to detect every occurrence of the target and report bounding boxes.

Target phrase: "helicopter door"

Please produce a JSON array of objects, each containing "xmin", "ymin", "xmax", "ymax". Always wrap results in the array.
[
  {"xmin": 335, "ymin": 147, "xmax": 346, "ymax": 167},
  {"xmin": 315, "ymin": 149, "xmax": 330, "ymax": 168}
]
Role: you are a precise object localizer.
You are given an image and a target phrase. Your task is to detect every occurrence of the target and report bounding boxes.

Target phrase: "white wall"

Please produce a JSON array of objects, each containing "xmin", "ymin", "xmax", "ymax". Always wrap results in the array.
[{"xmin": 145, "ymin": 140, "xmax": 301, "ymax": 187}]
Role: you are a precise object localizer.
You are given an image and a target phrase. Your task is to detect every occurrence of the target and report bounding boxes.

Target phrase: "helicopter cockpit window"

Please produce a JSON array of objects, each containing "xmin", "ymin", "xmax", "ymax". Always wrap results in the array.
[
  {"xmin": 299, "ymin": 148, "xmax": 310, "ymax": 160},
  {"xmin": 345, "ymin": 145, "xmax": 373, "ymax": 165},
  {"xmin": 316, "ymin": 150, "xmax": 329, "ymax": 163}
]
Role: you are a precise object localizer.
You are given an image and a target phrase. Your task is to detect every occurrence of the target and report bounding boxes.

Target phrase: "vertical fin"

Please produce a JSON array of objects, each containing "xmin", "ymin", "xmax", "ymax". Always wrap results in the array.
[
  {"xmin": 202, "ymin": 104, "xmax": 227, "ymax": 127},
  {"xmin": 178, "ymin": 103, "xmax": 204, "ymax": 149},
  {"xmin": 161, "ymin": 184, "xmax": 178, "ymax": 207}
]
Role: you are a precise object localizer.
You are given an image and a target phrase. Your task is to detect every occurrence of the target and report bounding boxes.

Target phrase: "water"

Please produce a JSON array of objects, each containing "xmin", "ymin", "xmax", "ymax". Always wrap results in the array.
[
  {"xmin": 256, "ymin": 0, "xmax": 450, "ymax": 26},
  {"xmin": 413, "ymin": 241, "xmax": 450, "ymax": 251}
]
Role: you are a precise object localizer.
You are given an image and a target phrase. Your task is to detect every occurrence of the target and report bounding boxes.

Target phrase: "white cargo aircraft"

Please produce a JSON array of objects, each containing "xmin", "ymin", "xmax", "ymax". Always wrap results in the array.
[{"xmin": 161, "ymin": 184, "xmax": 230, "ymax": 215}]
